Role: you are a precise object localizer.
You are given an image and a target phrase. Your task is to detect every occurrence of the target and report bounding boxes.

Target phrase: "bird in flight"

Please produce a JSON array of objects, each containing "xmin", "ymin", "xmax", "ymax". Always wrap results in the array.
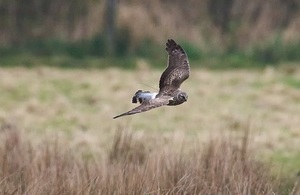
[{"xmin": 113, "ymin": 39, "xmax": 190, "ymax": 119}]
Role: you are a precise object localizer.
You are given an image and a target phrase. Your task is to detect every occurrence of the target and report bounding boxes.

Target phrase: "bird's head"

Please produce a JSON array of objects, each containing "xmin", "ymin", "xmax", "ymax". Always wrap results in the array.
[{"xmin": 177, "ymin": 91, "xmax": 188, "ymax": 102}]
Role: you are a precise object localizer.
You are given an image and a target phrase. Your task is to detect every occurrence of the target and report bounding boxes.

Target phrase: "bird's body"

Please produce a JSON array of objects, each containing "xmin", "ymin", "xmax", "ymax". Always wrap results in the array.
[{"xmin": 113, "ymin": 39, "xmax": 190, "ymax": 119}]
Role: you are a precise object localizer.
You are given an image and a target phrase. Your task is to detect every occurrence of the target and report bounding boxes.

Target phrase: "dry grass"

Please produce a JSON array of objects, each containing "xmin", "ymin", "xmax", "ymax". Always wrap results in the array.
[
  {"xmin": 0, "ymin": 126, "xmax": 291, "ymax": 195},
  {"xmin": 0, "ymin": 66, "xmax": 299, "ymax": 193},
  {"xmin": 0, "ymin": 66, "xmax": 299, "ymax": 154}
]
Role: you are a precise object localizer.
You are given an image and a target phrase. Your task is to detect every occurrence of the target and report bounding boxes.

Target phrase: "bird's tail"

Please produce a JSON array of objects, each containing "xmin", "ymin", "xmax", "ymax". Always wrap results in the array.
[{"xmin": 132, "ymin": 90, "xmax": 143, "ymax": 103}]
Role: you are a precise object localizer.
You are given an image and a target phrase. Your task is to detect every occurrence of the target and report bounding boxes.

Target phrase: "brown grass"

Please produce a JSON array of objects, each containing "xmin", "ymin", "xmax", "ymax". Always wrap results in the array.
[
  {"xmin": 0, "ymin": 67, "xmax": 299, "ymax": 194},
  {"xmin": 0, "ymin": 125, "xmax": 292, "ymax": 195},
  {"xmin": 0, "ymin": 67, "xmax": 299, "ymax": 175}
]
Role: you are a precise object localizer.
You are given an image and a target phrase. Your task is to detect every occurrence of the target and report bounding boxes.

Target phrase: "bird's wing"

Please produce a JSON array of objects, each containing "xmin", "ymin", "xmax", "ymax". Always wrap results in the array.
[
  {"xmin": 159, "ymin": 39, "xmax": 190, "ymax": 93},
  {"xmin": 113, "ymin": 96, "xmax": 171, "ymax": 119}
]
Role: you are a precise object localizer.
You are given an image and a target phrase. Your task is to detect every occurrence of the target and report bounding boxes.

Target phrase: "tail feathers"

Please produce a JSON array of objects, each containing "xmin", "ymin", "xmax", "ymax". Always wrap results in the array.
[
  {"xmin": 132, "ymin": 96, "xmax": 138, "ymax": 103},
  {"xmin": 132, "ymin": 90, "xmax": 142, "ymax": 103}
]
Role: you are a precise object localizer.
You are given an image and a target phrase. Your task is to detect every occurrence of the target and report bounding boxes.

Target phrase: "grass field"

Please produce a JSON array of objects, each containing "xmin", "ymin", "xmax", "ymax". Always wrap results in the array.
[{"xmin": 0, "ymin": 65, "xmax": 299, "ymax": 194}]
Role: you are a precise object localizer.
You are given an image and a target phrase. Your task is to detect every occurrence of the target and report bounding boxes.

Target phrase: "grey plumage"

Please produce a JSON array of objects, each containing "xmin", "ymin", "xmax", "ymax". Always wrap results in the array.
[{"xmin": 113, "ymin": 39, "xmax": 190, "ymax": 119}]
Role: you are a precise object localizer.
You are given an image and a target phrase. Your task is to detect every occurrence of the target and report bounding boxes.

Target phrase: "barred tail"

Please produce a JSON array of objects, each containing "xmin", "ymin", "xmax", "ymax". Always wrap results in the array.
[{"xmin": 132, "ymin": 90, "xmax": 143, "ymax": 103}]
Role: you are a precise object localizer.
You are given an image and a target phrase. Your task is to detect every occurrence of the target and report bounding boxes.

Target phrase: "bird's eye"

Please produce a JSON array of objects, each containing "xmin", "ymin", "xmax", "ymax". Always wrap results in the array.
[{"xmin": 178, "ymin": 94, "xmax": 184, "ymax": 99}]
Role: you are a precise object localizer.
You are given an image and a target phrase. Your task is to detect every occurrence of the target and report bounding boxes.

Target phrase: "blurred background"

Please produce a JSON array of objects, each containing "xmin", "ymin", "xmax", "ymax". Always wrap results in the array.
[
  {"xmin": 0, "ymin": 0, "xmax": 299, "ymax": 68},
  {"xmin": 0, "ymin": 1, "xmax": 300, "ymax": 194}
]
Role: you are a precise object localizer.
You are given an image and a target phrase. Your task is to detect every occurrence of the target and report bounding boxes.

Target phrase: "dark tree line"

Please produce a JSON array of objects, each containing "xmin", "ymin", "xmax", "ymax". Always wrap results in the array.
[
  {"xmin": 0, "ymin": 0, "xmax": 299, "ymax": 55},
  {"xmin": 0, "ymin": 0, "xmax": 98, "ymax": 45}
]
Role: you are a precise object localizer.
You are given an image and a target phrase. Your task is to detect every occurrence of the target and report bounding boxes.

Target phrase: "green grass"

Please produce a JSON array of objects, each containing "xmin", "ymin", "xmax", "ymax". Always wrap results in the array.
[
  {"xmin": 0, "ymin": 37, "xmax": 299, "ymax": 69},
  {"xmin": 271, "ymin": 150, "xmax": 300, "ymax": 176},
  {"xmin": 283, "ymin": 77, "xmax": 300, "ymax": 89},
  {"xmin": 0, "ymin": 54, "xmax": 139, "ymax": 69}
]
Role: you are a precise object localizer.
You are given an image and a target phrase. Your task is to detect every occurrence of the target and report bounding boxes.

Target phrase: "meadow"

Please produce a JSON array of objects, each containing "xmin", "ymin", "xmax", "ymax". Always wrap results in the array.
[
  {"xmin": 0, "ymin": 64, "xmax": 299, "ymax": 194},
  {"xmin": 1, "ymin": 0, "xmax": 299, "ymax": 193}
]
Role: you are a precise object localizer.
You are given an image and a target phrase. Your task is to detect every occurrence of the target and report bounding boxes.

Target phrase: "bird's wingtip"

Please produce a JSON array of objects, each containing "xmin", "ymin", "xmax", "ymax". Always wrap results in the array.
[
  {"xmin": 113, "ymin": 115, "xmax": 121, "ymax": 119},
  {"xmin": 167, "ymin": 39, "xmax": 176, "ymax": 44},
  {"xmin": 113, "ymin": 112, "xmax": 127, "ymax": 119}
]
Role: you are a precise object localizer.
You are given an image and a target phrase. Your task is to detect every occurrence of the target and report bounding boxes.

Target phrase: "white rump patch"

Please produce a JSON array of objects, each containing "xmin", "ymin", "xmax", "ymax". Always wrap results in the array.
[{"xmin": 138, "ymin": 92, "xmax": 158, "ymax": 100}]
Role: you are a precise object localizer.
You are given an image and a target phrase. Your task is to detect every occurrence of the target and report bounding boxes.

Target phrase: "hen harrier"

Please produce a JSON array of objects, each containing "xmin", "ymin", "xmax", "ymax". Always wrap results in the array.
[{"xmin": 113, "ymin": 39, "xmax": 190, "ymax": 119}]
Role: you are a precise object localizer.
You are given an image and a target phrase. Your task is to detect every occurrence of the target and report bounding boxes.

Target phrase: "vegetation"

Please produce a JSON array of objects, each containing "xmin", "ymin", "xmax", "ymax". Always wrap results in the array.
[
  {"xmin": 0, "ymin": 1, "xmax": 300, "ymax": 68},
  {"xmin": 0, "ymin": 0, "xmax": 299, "ymax": 193},
  {"xmin": 0, "ymin": 127, "xmax": 297, "ymax": 194},
  {"xmin": 0, "ymin": 36, "xmax": 299, "ymax": 69},
  {"xmin": 0, "ymin": 67, "xmax": 299, "ymax": 193}
]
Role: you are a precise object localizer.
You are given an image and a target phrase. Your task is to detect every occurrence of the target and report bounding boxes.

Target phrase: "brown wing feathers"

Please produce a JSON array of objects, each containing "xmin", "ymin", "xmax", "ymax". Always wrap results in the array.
[{"xmin": 159, "ymin": 39, "xmax": 190, "ymax": 91}]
